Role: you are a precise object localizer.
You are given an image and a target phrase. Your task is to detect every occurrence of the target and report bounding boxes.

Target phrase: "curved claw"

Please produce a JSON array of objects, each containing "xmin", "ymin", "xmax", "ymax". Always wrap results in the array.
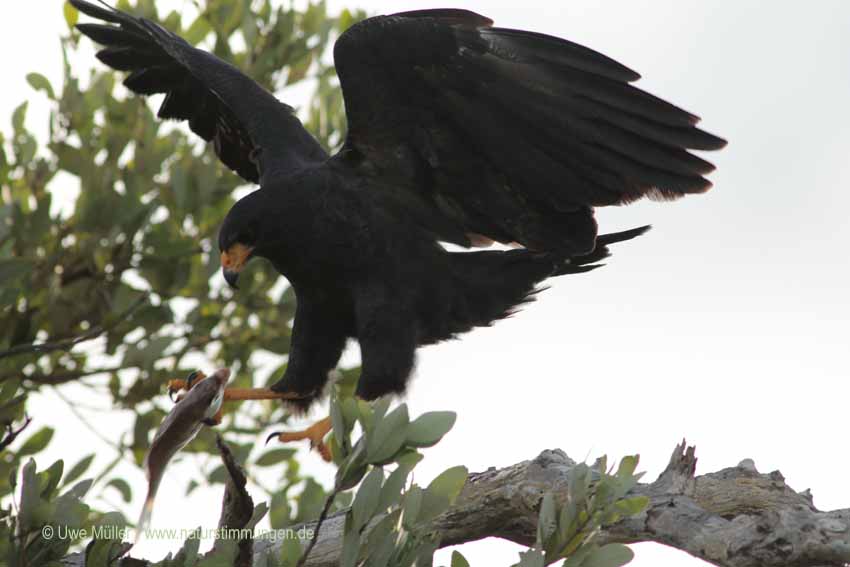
[{"xmin": 265, "ymin": 417, "xmax": 333, "ymax": 462}]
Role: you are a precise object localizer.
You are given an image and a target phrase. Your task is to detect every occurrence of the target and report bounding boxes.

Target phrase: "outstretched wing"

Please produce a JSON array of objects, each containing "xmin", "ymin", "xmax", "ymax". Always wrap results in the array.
[
  {"xmin": 333, "ymin": 10, "xmax": 726, "ymax": 253},
  {"xmin": 70, "ymin": 0, "xmax": 326, "ymax": 185}
]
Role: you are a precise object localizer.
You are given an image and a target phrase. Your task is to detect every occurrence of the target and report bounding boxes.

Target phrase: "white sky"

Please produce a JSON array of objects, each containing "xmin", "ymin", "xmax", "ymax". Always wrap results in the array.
[{"xmin": 3, "ymin": 1, "xmax": 850, "ymax": 566}]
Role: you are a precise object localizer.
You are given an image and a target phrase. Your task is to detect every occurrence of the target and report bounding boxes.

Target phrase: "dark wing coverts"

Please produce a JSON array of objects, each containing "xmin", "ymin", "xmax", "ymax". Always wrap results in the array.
[
  {"xmin": 70, "ymin": 0, "xmax": 326, "ymax": 184},
  {"xmin": 334, "ymin": 10, "xmax": 726, "ymax": 253}
]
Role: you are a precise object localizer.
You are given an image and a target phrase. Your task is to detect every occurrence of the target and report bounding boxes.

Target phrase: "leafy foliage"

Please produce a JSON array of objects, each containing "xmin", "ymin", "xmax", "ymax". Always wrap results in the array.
[
  {"xmin": 255, "ymin": 376, "xmax": 467, "ymax": 567},
  {"xmin": 2, "ymin": 457, "xmax": 100, "ymax": 566},
  {"xmin": 1, "ymin": 0, "xmax": 364, "ymax": 523},
  {"xmin": 507, "ymin": 455, "xmax": 648, "ymax": 567}
]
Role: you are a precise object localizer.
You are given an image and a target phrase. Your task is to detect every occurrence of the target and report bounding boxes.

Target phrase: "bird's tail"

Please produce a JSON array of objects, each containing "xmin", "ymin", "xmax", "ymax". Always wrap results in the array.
[
  {"xmin": 553, "ymin": 225, "xmax": 650, "ymax": 275},
  {"xmin": 441, "ymin": 225, "xmax": 650, "ymax": 337}
]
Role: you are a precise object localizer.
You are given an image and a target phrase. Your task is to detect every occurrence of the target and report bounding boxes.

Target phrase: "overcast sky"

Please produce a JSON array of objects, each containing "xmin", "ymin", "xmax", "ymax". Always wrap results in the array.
[{"xmin": 2, "ymin": 2, "xmax": 849, "ymax": 566}]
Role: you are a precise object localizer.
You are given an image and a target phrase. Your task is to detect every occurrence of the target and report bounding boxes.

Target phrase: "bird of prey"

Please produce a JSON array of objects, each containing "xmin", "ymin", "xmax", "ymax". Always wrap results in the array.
[{"xmin": 71, "ymin": 0, "xmax": 725, "ymax": 454}]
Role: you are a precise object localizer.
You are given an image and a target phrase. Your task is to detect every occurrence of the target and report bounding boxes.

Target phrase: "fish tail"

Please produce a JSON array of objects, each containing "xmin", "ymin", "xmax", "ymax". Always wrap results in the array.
[{"xmin": 135, "ymin": 491, "xmax": 156, "ymax": 544}]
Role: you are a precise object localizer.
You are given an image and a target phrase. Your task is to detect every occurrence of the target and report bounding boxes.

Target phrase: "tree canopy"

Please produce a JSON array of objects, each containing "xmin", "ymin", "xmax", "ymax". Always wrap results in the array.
[{"xmin": 1, "ymin": 0, "xmax": 364, "ymax": 557}]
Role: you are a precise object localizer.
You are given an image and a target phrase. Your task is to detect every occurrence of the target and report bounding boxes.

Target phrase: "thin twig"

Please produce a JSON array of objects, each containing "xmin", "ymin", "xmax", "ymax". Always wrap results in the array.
[
  {"xmin": 0, "ymin": 293, "xmax": 150, "ymax": 361},
  {"xmin": 297, "ymin": 488, "xmax": 340, "ymax": 567},
  {"xmin": 1, "ymin": 366, "xmax": 126, "ymax": 385},
  {"xmin": 0, "ymin": 415, "xmax": 33, "ymax": 451}
]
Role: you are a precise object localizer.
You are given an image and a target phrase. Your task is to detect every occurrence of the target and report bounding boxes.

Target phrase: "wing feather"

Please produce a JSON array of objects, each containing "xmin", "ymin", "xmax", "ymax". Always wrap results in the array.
[
  {"xmin": 71, "ymin": 0, "xmax": 326, "ymax": 185},
  {"xmin": 333, "ymin": 10, "xmax": 726, "ymax": 253}
]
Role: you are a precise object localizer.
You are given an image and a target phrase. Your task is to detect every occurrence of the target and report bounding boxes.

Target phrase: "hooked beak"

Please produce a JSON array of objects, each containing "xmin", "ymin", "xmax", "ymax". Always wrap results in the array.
[
  {"xmin": 220, "ymin": 244, "xmax": 254, "ymax": 290},
  {"xmin": 222, "ymin": 269, "xmax": 240, "ymax": 289}
]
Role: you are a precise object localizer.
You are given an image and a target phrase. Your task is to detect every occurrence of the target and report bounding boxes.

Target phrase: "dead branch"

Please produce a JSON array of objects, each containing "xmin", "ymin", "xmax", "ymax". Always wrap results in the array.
[{"xmin": 60, "ymin": 441, "xmax": 850, "ymax": 567}]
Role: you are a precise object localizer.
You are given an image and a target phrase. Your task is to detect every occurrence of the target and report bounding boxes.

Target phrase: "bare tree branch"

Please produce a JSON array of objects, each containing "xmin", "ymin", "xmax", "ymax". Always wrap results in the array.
[
  {"xmin": 0, "ymin": 414, "xmax": 32, "ymax": 452},
  {"xmin": 60, "ymin": 441, "xmax": 850, "ymax": 567}
]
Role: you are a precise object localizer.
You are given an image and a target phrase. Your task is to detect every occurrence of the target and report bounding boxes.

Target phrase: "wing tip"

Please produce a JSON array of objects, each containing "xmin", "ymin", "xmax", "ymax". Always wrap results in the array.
[
  {"xmin": 392, "ymin": 9, "xmax": 493, "ymax": 28},
  {"xmin": 69, "ymin": 0, "xmax": 121, "ymax": 23}
]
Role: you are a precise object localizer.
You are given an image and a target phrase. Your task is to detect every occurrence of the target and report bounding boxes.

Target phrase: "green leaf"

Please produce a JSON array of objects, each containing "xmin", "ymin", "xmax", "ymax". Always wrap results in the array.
[
  {"xmin": 426, "ymin": 465, "xmax": 467, "ymax": 504},
  {"xmin": 65, "ymin": 478, "xmax": 94, "ymax": 499},
  {"xmin": 366, "ymin": 403, "xmax": 409, "ymax": 464},
  {"xmin": 178, "ymin": 528, "xmax": 201, "ymax": 564},
  {"xmin": 336, "ymin": 441, "xmax": 368, "ymax": 491},
  {"xmin": 0, "ymin": 379, "xmax": 18, "ymax": 403},
  {"xmin": 537, "ymin": 492, "xmax": 557, "ymax": 546},
  {"xmin": 19, "ymin": 460, "xmax": 47, "ymax": 531},
  {"xmin": 356, "ymin": 399, "xmax": 375, "ymax": 433},
  {"xmin": 359, "ymin": 510, "xmax": 397, "ymax": 566},
  {"xmin": 405, "ymin": 411, "xmax": 456, "ymax": 448},
  {"xmin": 568, "ymin": 463, "xmax": 590, "ymax": 506},
  {"xmin": 401, "ymin": 485, "xmax": 422, "ymax": 529},
  {"xmin": 270, "ymin": 492, "xmax": 292, "ymax": 530},
  {"xmin": 351, "ymin": 467, "xmax": 383, "ymax": 530},
  {"xmin": 581, "ymin": 544, "xmax": 634, "ymax": 567},
  {"xmin": 62, "ymin": 453, "xmax": 95, "ymax": 488},
  {"xmin": 614, "ymin": 495, "xmax": 648, "ymax": 517},
  {"xmin": 52, "ymin": 486, "xmax": 91, "ymax": 536},
  {"xmin": 279, "ymin": 536, "xmax": 304, "ymax": 566},
  {"xmin": 330, "ymin": 389, "xmax": 351, "ymax": 458},
  {"xmin": 106, "ymin": 478, "xmax": 133, "ymax": 503},
  {"xmin": 255, "ymin": 448, "xmax": 296, "ymax": 467},
  {"xmin": 85, "ymin": 512, "xmax": 129, "ymax": 567},
  {"xmin": 377, "ymin": 453, "xmax": 421, "ymax": 512},
  {"xmin": 338, "ymin": 8, "xmax": 356, "ymax": 32},
  {"xmin": 41, "ymin": 460, "xmax": 64, "ymax": 499},
  {"xmin": 513, "ymin": 548, "xmax": 545, "ymax": 567},
  {"xmin": 26, "ymin": 73, "xmax": 55, "ymax": 99},
  {"xmin": 185, "ymin": 14, "xmax": 212, "ymax": 44},
  {"xmin": 560, "ymin": 544, "xmax": 592, "ymax": 567},
  {"xmin": 18, "ymin": 426, "xmax": 54, "ymax": 456},
  {"xmin": 246, "ymin": 502, "xmax": 269, "ymax": 529},
  {"xmin": 64, "ymin": 1, "xmax": 79, "ymax": 28},
  {"xmin": 558, "ymin": 500, "xmax": 578, "ymax": 547},
  {"xmin": 0, "ymin": 257, "xmax": 32, "ymax": 284},
  {"xmin": 295, "ymin": 478, "xmax": 327, "ymax": 524},
  {"xmin": 616, "ymin": 455, "xmax": 639, "ymax": 480},
  {"xmin": 417, "ymin": 465, "xmax": 468, "ymax": 524},
  {"xmin": 451, "ymin": 551, "xmax": 471, "ymax": 567},
  {"xmin": 209, "ymin": 464, "xmax": 228, "ymax": 484},
  {"xmin": 339, "ymin": 522, "xmax": 361, "ymax": 567}
]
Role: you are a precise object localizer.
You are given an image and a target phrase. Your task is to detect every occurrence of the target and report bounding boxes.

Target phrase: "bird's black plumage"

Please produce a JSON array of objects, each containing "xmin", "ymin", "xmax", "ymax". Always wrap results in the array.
[{"xmin": 72, "ymin": 0, "xmax": 725, "ymax": 406}]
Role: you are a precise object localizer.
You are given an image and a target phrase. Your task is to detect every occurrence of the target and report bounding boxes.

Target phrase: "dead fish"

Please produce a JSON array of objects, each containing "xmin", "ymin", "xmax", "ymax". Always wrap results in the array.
[{"xmin": 136, "ymin": 367, "xmax": 230, "ymax": 541}]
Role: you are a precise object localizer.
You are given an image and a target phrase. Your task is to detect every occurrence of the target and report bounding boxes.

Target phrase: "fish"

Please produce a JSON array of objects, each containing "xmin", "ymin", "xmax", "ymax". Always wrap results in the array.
[{"xmin": 135, "ymin": 367, "xmax": 230, "ymax": 542}]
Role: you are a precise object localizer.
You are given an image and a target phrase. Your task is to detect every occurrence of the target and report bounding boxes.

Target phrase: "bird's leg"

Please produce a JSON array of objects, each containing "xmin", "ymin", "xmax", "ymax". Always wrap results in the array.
[
  {"xmin": 266, "ymin": 416, "xmax": 333, "ymax": 462},
  {"xmin": 167, "ymin": 371, "xmax": 308, "ymax": 403},
  {"xmin": 223, "ymin": 388, "xmax": 306, "ymax": 402}
]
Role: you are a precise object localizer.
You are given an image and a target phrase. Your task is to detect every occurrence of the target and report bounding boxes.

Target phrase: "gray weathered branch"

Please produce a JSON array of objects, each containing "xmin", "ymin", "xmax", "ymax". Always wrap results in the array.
[{"xmin": 64, "ymin": 441, "xmax": 850, "ymax": 567}]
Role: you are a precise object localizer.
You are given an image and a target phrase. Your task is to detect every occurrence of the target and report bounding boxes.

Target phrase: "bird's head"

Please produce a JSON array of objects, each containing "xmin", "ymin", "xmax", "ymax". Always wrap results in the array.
[{"xmin": 218, "ymin": 190, "xmax": 271, "ymax": 289}]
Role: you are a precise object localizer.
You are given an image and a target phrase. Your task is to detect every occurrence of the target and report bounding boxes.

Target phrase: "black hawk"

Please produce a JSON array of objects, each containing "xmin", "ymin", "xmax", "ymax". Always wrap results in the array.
[{"xmin": 71, "ymin": 0, "xmax": 725, "ymax": 454}]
